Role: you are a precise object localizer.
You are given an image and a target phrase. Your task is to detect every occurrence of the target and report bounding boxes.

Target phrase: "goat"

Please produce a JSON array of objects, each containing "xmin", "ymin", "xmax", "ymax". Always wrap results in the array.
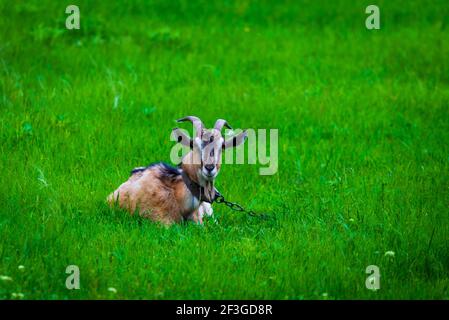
[{"xmin": 107, "ymin": 116, "xmax": 247, "ymax": 225}]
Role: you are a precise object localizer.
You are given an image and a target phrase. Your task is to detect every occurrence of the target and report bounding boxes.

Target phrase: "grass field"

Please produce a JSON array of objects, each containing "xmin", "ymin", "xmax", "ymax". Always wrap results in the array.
[{"xmin": 1, "ymin": 0, "xmax": 449, "ymax": 299}]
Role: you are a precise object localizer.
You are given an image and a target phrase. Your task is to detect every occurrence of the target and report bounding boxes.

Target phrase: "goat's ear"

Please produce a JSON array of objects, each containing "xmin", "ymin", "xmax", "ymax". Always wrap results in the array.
[
  {"xmin": 172, "ymin": 128, "xmax": 193, "ymax": 149},
  {"xmin": 223, "ymin": 130, "xmax": 247, "ymax": 149}
]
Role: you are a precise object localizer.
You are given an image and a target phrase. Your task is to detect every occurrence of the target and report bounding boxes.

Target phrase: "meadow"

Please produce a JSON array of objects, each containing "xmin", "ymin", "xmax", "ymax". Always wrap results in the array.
[{"xmin": 1, "ymin": 0, "xmax": 449, "ymax": 299}]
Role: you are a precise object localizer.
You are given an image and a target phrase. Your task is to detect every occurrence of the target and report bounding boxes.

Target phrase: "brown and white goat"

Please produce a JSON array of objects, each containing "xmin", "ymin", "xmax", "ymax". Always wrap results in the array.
[{"xmin": 107, "ymin": 116, "xmax": 247, "ymax": 225}]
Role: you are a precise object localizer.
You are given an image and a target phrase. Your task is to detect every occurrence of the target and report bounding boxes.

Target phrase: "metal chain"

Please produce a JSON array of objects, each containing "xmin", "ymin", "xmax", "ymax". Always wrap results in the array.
[{"xmin": 215, "ymin": 194, "xmax": 274, "ymax": 221}]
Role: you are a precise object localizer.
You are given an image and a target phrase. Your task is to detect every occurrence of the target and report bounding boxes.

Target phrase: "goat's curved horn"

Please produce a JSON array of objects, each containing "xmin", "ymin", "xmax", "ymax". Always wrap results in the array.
[
  {"xmin": 214, "ymin": 119, "xmax": 233, "ymax": 131},
  {"xmin": 177, "ymin": 116, "xmax": 204, "ymax": 138}
]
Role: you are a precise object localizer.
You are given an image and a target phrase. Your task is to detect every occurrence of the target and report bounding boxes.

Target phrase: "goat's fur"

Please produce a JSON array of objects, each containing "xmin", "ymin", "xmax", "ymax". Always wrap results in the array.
[{"xmin": 108, "ymin": 162, "xmax": 202, "ymax": 224}]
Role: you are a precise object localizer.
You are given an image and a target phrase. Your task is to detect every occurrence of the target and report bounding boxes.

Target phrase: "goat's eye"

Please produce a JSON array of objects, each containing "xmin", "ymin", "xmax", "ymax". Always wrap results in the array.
[{"xmin": 210, "ymin": 136, "xmax": 214, "ymax": 143}]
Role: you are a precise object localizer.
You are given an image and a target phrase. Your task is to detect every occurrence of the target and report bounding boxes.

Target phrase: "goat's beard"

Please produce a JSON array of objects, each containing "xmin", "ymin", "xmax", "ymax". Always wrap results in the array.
[
  {"xmin": 203, "ymin": 181, "xmax": 215, "ymax": 202},
  {"xmin": 197, "ymin": 173, "xmax": 215, "ymax": 202},
  {"xmin": 194, "ymin": 166, "xmax": 216, "ymax": 202}
]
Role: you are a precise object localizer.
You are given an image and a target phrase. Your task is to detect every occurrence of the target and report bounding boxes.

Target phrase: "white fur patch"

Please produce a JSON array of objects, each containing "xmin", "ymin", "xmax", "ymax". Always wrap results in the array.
[{"xmin": 199, "ymin": 202, "xmax": 213, "ymax": 217}]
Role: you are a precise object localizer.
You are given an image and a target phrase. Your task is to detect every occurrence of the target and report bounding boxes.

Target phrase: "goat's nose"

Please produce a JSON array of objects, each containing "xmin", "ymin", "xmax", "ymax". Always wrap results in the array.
[{"xmin": 205, "ymin": 164, "xmax": 215, "ymax": 172}]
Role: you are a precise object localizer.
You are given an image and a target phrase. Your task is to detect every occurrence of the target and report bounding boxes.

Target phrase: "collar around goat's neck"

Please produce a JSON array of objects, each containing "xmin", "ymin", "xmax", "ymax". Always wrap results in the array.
[{"xmin": 180, "ymin": 163, "xmax": 216, "ymax": 203}]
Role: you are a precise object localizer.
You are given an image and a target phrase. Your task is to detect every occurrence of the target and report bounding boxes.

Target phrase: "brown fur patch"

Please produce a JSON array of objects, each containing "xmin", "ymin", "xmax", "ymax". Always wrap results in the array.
[{"xmin": 107, "ymin": 163, "xmax": 194, "ymax": 225}]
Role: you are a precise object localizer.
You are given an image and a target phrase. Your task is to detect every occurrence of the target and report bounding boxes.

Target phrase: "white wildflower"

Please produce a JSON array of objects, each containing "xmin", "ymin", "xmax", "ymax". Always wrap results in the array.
[
  {"xmin": 0, "ymin": 275, "xmax": 13, "ymax": 282},
  {"xmin": 108, "ymin": 287, "xmax": 117, "ymax": 294},
  {"xmin": 11, "ymin": 293, "xmax": 25, "ymax": 299},
  {"xmin": 384, "ymin": 251, "xmax": 395, "ymax": 257}
]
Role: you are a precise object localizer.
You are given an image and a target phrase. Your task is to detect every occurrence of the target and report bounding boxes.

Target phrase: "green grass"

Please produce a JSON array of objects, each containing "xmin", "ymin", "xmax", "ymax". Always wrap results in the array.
[{"xmin": 1, "ymin": 0, "xmax": 449, "ymax": 299}]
